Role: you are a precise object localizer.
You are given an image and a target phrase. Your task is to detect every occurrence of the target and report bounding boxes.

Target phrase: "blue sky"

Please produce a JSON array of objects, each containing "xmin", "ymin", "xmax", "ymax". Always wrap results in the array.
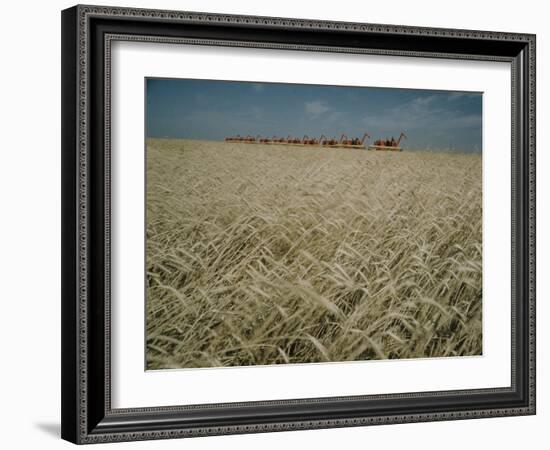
[{"xmin": 146, "ymin": 78, "xmax": 482, "ymax": 152}]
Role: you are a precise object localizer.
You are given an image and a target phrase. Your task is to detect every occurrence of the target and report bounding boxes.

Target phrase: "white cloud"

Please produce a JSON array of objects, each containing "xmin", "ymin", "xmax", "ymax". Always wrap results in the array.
[
  {"xmin": 361, "ymin": 94, "xmax": 481, "ymax": 138},
  {"xmin": 410, "ymin": 95, "xmax": 438, "ymax": 109},
  {"xmin": 305, "ymin": 100, "xmax": 331, "ymax": 117}
]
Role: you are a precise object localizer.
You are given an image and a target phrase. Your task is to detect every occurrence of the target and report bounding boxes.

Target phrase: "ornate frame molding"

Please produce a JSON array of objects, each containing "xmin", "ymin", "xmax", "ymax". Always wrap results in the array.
[{"xmin": 62, "ymin": 4, "xmax": 536, "ymax": 444}]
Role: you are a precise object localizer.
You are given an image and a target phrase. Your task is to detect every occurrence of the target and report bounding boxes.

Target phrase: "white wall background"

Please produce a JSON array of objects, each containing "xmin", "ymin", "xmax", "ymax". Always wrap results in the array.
[{"xmin": 0, "ymin": 0, "xmax": 545, "ymax": 448}]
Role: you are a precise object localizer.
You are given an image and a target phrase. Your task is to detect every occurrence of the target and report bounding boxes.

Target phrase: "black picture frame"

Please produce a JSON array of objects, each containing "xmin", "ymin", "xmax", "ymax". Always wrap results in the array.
[{"xmin": 61, "ymin": 4, "xmax": 536, "ymax": 444}]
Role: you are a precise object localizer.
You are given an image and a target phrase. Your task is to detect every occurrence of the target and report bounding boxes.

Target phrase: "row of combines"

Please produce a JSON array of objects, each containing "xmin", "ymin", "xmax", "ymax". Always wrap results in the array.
[{"xmin": 224, "ymin": 132, "xmax": 407, "ymax": 151}]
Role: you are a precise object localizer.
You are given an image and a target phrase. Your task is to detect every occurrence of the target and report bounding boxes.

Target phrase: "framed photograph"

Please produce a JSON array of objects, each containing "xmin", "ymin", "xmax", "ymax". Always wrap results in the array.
[{"xmin": 61, "ymin": 4, "xmax": 536, "ymax": 444}]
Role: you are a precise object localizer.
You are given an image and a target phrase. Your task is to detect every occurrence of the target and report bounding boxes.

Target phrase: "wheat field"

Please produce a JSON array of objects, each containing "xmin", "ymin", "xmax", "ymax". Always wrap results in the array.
[{"xmin": 146, "ymin": 138, "xmax": 482, "ymax": 369}]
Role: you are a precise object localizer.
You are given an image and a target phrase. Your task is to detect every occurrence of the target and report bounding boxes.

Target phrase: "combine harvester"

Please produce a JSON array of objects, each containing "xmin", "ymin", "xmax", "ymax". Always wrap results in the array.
[
  {"xmin": 320, "ymin": 135, "xmax": 341, "ymax": 147},
  {"xmin": 301, "ymin": 135, "xmax": 323, "ymax": 146},
  {"xmin": 224, "ymin": 134, "xmax": 243, "ymax": 142},
  {"xmin": 266, "ymin": 135, "xmax": 292, "ymax": 145},
  {"xmin": 368, "ymin": 132, "xmax": 407, "ymax": 151},
  {"xmin": 241, "ymin": 135, "xmax": 261, "ymax": 143},
  {"xmin": 258, "ymin": 136, "xmax": 276, "ymax": 144},
  {"xmin": 224, "ymin": 131, "xmax": 407, "ymax": 151},
  {"xmin": 224, "ymin": 134, "xmax": 261, "ymax": 143},
  {"xmin": 335, "ymin": 133, "xmax": 371, "ymax": 149}
]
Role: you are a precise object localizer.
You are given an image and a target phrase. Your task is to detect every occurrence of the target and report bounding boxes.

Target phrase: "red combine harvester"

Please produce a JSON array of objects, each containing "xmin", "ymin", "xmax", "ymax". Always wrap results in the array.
[
  {"xmin": 336, "ymin": 133, "xmax": 371, "ymax": 149},
  {"xmin": 320, "ymin": 135, "xmax": 340, "ymax": 146},
  {"xmin": 224, "ymin": 134, "xmax": 243, "ymax": 142},
  {"xmin": 277, "ymin": 135, "xmax": 292, "ymax": 144},
  {"xmin": 241, "ymin": 135, "xmax": 260, "ymax": 143},
  {"xmin": 368, "ymin": 132, "xmax": 407, "ymax": 151},
  {"xmin": 286, "ymin": 136, "xmax": 303, "ymax": 145},
  {"xmin": 225, "ymin": 131, "xmax": 406, "ymax": 151},
  {"xmin": 224, "ymin": 134, "xmax": 260, "ymax": 143},
  {"xmin": 258, "ymin": 136, "xmax": 275, "ymax": 143},
  {"xmin": 302, "ymin": 135, "xmax": 322, "ymax": 146}
]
